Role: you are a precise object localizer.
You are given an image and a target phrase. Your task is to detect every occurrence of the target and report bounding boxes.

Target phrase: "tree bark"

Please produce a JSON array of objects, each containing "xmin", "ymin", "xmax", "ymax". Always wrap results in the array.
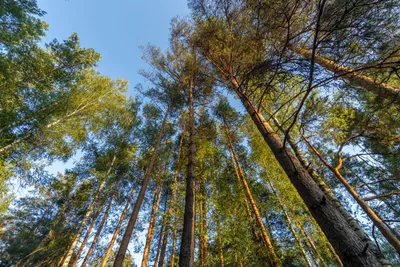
[
  {"xmin": 230, "ymin": 78, "xmax": 389, "ymax": 267},
  {"xmin": 154, "ymin": 225, "xmax": 165, "ymax": 267},
  {"xmin": 179, "ymin": 77, "xmax": 196, "ymax": 267},
  {"xmin": 199, "ymin": 180, "xmax": 208, "ymax": 267},
  {"xmin": 100, "ymin": 176, "xmax": 140, "ymax": 267},
  {"xmin": 290, "ymin": 45, "xmax": 400, "ymax": 101},
  {"xmin": 141, "ymin": 185, "xmax": 163, "ymax": 267},
  {"xmin": 224, "ymin": 121, "xmax": 280, "ymax": 267},
  {"xmin": 302, "ymin": 135, "xmax": 400, "ymax": 254},
  {"xmin": 113, "ymin": 100, "xmax": 172, "ymax": 267}
]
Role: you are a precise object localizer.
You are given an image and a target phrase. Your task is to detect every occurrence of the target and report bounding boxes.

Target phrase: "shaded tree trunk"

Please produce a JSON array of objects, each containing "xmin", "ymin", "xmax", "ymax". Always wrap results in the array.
[
  {"xmin": 113, "ymin": 100, "xmax": 173, "ymax": 267},
  {"xmin": 154, "ymin": 225, "xmax": 165, "ymax": 267}
]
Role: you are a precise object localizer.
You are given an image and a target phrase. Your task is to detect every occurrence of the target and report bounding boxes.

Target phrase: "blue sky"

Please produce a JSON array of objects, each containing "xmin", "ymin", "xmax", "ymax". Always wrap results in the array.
[{"xmin": 38, "ymin": 0, "xmax": 190, "ymax": 91}]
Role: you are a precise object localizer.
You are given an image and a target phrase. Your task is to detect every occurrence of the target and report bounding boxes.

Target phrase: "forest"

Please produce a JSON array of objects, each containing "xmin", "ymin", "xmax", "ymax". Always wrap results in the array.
[{"xmin": 0, "ymin": 0, "xmax": 399, "ymax": 266}]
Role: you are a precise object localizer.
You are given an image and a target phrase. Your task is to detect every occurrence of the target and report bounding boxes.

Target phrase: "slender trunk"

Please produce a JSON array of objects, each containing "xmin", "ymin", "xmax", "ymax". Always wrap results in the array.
[
  {"xmin": 179, "ymin": 78, "xmax": 196, "ymax": 267},
  {"xmin": 71, "ymin": 197, "xmax": 106, "ymax": 267},
  {"xmin": 265, "ymin": 175, "xmax": 312, "ymax": 267},
  {"xmin": 141, "ymin": 185, "xmax": 163, "ymax": 267},
  {"xmin": 199, "ymin": 180, "xmax": 208, "ymax": 267},
  {"xmin": 154, "ymin": 225, "xmax": 165, "ymax": 267},
  {"xmin": 244, "ymin": 198, "xmax": 261, "ymax": 242},
  {"xmin": 224, "ymin": 121, "xmax": 280, "ymax": 267},
  {"xmin": 230, "ymin": 78, "xmax": 389, "ymax": 267},
  {"xmin": 170, "ymin": 215, "xmax": 178, "ymax": 267},
  {"xmin": 158, "ymin": 121, "xmax": 186, "ymax": 267},
  {"xmin": 290, "ymin": 45, "xmax": 400, "ymax": 101},
  {"xmin": 62, "ymin": 154, "xmax": 117, "ymax": 267},
  {"xmin": 81, "ymin": 190, "xmax": 116, "ymax": 267},
  {"xmin": 215, "ymin": 205, "xmax": 224, "ymax": 267},
  {"xmin": 302, "ymin": 135, "xmax": 400, "ymax": 254},
  {"xmin": 296, "ymin": 221, "xmax": 329, "ymax": 267},
  {"xmin": 100, "ymin": 176, "xmax": 140, "ymax": 267},
  {"xmin": 113, "ymin": 100, "xmax": 172, "ymax": 267}
]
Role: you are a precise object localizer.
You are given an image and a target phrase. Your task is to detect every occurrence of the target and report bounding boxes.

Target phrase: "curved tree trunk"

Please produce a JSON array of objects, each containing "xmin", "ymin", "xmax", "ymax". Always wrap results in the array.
[
  {"xmin": 230, "ymin": 77, "xmax": 389, "ymax": 267},
  {"xmin": 113, "ymin": 100, "xmax": 172, "ymax": 267}
]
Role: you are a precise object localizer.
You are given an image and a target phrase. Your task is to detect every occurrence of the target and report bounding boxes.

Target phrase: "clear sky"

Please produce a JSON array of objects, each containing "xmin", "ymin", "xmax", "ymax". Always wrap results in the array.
[{"xmin": 37, "ymin": 0, "xmax": 190, "ymax": 92}]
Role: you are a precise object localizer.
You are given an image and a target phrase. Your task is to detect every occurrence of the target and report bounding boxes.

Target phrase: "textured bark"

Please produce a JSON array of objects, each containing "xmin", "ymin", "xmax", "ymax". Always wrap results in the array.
[
  {"xmin": 290, "ymin": 45, "xmax": 400, "ymax": 101},
  {"xmin": 224, "ymin": 121, "xmax": 280, "ymax": 267},
  {"xmin": 179, "ymin": 78, "xmax": 196, "ymax": 267},
  {"xmin": 302, "ymin": 136, "xmax": 400, "ymax": 254},
  {"xmin": 266, "ymin": 176, "xmax": 312, "ymax": 267},
  {"xmin": 81, "ymin": 190, "xmax": 116, "ymax": 267},
  {"xmin": 62, "ymin": 153, "xmax": 117, "ymax": 267},
  {"xmin": 113, "ymin": 100, "xmax": 172, "ymax": 267},
  {"xmin": 141, "ymin": 185, "xmax": 162, "ymax": 267},
  {"xmin": 100, "ymin": 176, "xmax": 140, "ymax": 267},
  {"xmin": 230, "ymin": 78, "xmax": 389, "ymax": 267}
]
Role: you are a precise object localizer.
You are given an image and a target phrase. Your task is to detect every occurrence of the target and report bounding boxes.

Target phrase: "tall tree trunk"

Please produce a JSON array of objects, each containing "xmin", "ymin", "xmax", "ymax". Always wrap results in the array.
[
  {"xmin": 81, "ymin": 189, "xmax": 116, "ymax": 267},
  {"xmin": 179, "ymin": 78, "xmax": 196, "ymax": 267},
  {"xmin": 100, "ymin": 175, "xmax": 140, "ymax": 267},
  {"xmin": 154, "ymin": 225, "xmax": 165, "ymax": 267},
  {"xmin": 290, "ymin": 45, "xmax": 400, "ymax": 101},
  {"xmin": 158, "ymin": 121, "xmax": 186, "ymax": 267},
  {"xmin": 141, "ymin": 185, "xmax": 163, "ymax": 267},
  {"xmin": 302, "ymin": 135, "xmax": 400, "ymax": 253},
  {"xmin": 215, "ymin": 204, "xmax": 224, "ymax": 267},
  {"xmin": 224, "ymin": 121, "xmax": 280, "ymax": 267},
  {"xmin": 169, "ymin": 216, "xmax": 178, "ymax": 267},
  {"xmin": 62, "ymin": 153, "xmax": 117, "ymax": 267},
  {"xmin": 199, "ymin": 179, "xmax": 208, "ymax": 267},
  {"xmin": 230, "ymin": 78, "xmax": 389, "ymax": 267},
  {"xmin": 113, "ymin": 100, "xmax": 172, "ymax": 267},
  {"xmin": 265, "ymin": 174, "xmax": 312, "ymax": 267}
]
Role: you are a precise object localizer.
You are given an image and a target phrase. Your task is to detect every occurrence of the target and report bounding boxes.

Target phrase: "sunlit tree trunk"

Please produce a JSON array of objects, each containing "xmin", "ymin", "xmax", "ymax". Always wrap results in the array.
[
  {"xmin": 141, "ymin": 185, "xmax": 163, "ymax": 267},
  {"xmin": 229, "ymin": 77, "xmax": 388, "ymax": 267},
  {"xmin": 113, "ymin": 100, "xmax": 172, "ymax": 267},
  {"xmin": 154, "ymin": 225, "xmax": 165, "ymax": 267},
  {"xmin": 290, "ymin": 45, "xmax": 400, "ymax": 101},
  {"xmin": 179, "ymin": 77, "xmax": 197, "ymax": 267},
  {"xmin": 224, "ymin": 121, "xmax": 280, "ymax": 267}
]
